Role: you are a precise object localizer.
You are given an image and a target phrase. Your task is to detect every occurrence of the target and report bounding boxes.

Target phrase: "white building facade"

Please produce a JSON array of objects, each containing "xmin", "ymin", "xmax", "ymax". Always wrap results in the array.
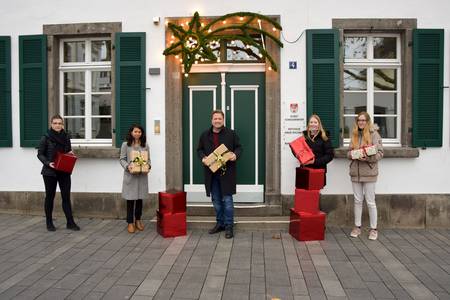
[{"xmin": 0, "ymin": 0, "xmax": 449, "ymax": 227}]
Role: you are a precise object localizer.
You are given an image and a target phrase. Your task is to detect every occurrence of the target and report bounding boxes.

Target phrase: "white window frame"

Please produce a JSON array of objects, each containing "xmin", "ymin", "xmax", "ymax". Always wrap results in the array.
[
  {"xmin": 343, "ymin": 33, "xmax": 401, "ymax": 146},
  {"xmin": 59, "ymin": 37, "xmax": 112, "ymax": 146}
]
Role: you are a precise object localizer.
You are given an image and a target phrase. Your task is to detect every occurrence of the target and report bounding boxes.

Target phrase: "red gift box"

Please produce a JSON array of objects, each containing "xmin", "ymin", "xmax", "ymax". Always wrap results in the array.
[
  {"xmin": 158, "ymin": 191, "xmax": 186, "ymax": 214},
  {"xmin": 294, "ymin": 189, "xmax": 320, "ymax": 213},
  {"xmin": 156, "ymin": 210, "xmax": 186, "ymax": 238},
  {"xmin": 289, "ymin": 208, "xmax": 326, "ymax": 241},
  {"xmin": 295, "ymin": 167, "xmax": 325, "ymax": 190},
  {"xmin": 53, "ymin": 152, "xmax": 77, "ymax": 174},
  {"xmin": 289, "ymin": 136, "xmax": 315, "ymax": 164}
]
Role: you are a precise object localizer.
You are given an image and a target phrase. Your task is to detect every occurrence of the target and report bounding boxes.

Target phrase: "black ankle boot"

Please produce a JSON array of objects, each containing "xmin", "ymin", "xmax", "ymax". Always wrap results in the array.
[
  {"xmin": 208, "ymin": 223, "xmax": 225, "ymax": 234},
  {"xmin": 225, "ymin": 226, "xmax": 233, "ymax": 239},
  {"xmin": 46, "ymin": 222, "xmax": 56, "ymax": 232},
  {"xmin": 66, "ymin": 220, "xmax": 80, "ymax": 231},
  {"xmin": 46, "ymin": 217, "xmax": 56, "ymax": 232}
]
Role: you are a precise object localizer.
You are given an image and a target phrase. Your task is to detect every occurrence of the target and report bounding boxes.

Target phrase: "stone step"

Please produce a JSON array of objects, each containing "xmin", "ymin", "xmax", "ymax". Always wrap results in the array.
[
  {"xmin": 186, "ymin": 203, "xmax": 283, "ymax": 217},
  {"xmin": 150, "ymin": 216, "xmax": 290, "ymax": 231}
]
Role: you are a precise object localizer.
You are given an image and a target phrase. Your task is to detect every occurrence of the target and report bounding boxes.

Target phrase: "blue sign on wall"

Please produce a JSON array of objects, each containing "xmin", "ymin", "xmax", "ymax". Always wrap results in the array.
[{"xmin": 289, "ymin": 61, "xmax": 297, "ymax": 69}]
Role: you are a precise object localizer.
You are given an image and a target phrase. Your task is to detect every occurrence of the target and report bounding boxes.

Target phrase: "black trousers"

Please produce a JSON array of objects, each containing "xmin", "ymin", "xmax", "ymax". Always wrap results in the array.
[
  {"xmin": 43, "ymin": 173, "xmax": 74, "ymax": 224},
  {"xmin": 127, "ymin": 200, "xmax": 143, "ymax": 223}
]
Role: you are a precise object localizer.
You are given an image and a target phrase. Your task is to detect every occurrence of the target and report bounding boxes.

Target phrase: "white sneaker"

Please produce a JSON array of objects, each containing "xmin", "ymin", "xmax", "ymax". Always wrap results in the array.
[
  {"xmin": 350, "ymin": 227, "xmax": 361, "ymax": 238},
  {"xmin": 368, "ymin": 229, "xmax": 378, "ymax": 240}
]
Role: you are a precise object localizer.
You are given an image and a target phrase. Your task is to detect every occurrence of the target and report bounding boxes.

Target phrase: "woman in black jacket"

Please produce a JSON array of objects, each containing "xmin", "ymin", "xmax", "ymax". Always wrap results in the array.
[
  {"xmin": 302, "ymin": 114, "xmax": 334, "ymax": 180},
  {"xmin": 37, "ymin": 115, "xmax": 80, "ymax": 232}
]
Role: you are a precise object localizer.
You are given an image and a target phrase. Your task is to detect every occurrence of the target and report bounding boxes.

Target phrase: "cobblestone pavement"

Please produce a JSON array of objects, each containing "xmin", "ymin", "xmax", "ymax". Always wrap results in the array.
[{"xmin": 0, "ymin": 214, "xmax": 449, "ymax": 299}]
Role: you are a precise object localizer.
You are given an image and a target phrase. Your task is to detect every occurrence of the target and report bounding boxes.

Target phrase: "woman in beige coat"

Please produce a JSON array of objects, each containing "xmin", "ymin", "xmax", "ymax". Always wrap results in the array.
[
  {"xmin": 120, "ymin": 124, "xmax": 150, "ymax": 233},
  {"xmin": 347, "ymin": 112, "xmax": 383, "ymax": 240}
]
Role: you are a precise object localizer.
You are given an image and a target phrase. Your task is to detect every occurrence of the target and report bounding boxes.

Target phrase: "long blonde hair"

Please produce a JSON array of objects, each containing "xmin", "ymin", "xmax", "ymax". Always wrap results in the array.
[
  {"xmin": 306, "ymin": 114, "xmax": 328, "ymax": 141},
  {"xmin": 351, "ymin": 111, "xmax": 372, "ymax": 149}
]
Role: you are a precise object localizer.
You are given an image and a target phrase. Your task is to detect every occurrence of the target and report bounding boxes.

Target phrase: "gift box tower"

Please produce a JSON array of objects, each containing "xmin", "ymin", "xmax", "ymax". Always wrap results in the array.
[
  {"xmin": 289, "ymin": 167, "xmax": 327, "ymax": 241},
  {"xmin": 157, "ymin": 191, "xmax": 187, "ymax": 238}
]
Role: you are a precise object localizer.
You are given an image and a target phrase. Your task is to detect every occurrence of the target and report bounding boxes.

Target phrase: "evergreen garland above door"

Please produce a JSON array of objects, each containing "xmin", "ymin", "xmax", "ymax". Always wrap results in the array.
[{"xmin": 163, "ymin": 12, "xmax": 283, "ymax": 75}]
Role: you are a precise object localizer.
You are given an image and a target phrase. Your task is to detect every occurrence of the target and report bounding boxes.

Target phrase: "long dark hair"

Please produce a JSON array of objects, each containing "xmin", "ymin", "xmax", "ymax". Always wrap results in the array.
[{"xmin": 125, "ymin": 124, "xmax": 146, "ymax": 147}]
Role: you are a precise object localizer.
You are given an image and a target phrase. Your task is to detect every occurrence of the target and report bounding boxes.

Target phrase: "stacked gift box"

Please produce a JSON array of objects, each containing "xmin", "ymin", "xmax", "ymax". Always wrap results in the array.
[
  {"xmin": 157, "ymin": 191, "xmax": 187, "ymax": 237},
  {"xmin": 289, "ymin": 167, "xmax": 326, "ymax": 241}
]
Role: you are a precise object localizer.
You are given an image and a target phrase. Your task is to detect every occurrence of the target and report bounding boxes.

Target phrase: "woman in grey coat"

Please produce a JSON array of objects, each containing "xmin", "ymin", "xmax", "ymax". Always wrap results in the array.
[{"xmin": 120, "ymin": 124, "xmax": 151, "ymax": 233}]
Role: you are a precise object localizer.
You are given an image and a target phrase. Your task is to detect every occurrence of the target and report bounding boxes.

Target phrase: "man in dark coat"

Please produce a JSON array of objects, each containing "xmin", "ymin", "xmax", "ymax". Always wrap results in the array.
[{"xmin": 197, "ymin": 110, "xmax": 242, "ymax": 239}]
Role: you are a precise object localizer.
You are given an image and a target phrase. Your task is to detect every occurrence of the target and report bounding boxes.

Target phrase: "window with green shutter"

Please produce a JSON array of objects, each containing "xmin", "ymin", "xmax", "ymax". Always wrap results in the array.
[
  {"xmin": 306, "ymin": 29, "xmax": 340, "ymax": 147},
  {"xmin": 412, "ymin": 29, "xmax": 444, "ymax": 147},
  {"xmin": 19, "ymin": 35, "xmax": 48, "ymax": 147},
  {"xmin": 115, "ymin": 32, "xmax": 146, "ymax": 147},
  {"xmin": 0, "ymin": 36, "xmax": 12, "ymax": 147}
]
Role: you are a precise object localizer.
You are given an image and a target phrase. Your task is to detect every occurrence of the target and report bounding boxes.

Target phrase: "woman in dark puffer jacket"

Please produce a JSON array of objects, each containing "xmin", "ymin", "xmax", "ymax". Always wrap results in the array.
[
  {"xmin": 302, "ymin": 114, "xmax": 334, "ymax": 181},
  {"xmin": 37, "ymin": 115, "xmax": 80, "ymax": 232}
]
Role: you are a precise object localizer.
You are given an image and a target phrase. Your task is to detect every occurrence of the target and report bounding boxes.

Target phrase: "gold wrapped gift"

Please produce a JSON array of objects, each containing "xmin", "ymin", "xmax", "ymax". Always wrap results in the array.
[
  {"xmin": 130, "ymin": 150, "xmax": 151, "ymax": 174},
  {"xmin": 204, "ymin": 144, "xmax": 234, "ymax": 173},
  {"xmin": 350, "ymin": 148, "xmax": 365, "ymax": 160}
]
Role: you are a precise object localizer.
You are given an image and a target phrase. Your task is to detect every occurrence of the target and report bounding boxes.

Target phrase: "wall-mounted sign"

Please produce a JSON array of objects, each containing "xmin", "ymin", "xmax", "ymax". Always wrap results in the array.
[
  {"xmin": 282, "ymin": 101, "xmax": 304, "ymax": 145},
  {"xmin": 289, "ymin": 61, "xmax": 297, "ymax": 69}
]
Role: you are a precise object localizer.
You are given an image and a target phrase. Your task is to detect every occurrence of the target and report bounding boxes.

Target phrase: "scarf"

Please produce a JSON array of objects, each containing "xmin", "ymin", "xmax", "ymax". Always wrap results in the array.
[{"xmin": 47, "ymin": 128, "xmax": 69, "ymax": 153}]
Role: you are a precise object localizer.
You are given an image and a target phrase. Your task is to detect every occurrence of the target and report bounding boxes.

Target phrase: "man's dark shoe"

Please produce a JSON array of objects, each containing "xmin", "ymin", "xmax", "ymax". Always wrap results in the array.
[
  {"xmin": 46, "ymin": 223, "xmax": 56, "ymax": 232},
  {"xmin": 66, "ymin": 222, "xmax": 80, "ymax": 231},
  {"xmin": 208, "ymin": 224, "xmax": 225, "ymax": 234},
  {"xmin": 225, "ymin": 226, "xmax": 234, "ymax": 239}
]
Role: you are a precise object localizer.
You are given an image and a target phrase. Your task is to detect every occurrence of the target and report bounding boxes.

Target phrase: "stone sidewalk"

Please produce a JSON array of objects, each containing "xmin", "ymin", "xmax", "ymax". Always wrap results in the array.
[{"xmin": 0, "ymin": 214, "xmax": 449, "ymax": 299}]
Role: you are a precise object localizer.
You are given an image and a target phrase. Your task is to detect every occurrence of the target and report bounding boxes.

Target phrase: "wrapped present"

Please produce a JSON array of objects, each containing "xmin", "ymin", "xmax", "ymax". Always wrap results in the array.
[
  {"xmin": 289, "ymin": 136, "xmax": 315, "ymax": 165},
  {"xmin": 156, "ymin": 210, "xmax": 186, "ymax": 238},
  {"xmin": 295, "ymin": 167, "xmax": 325, "ymax": 190},
  {"xmin": 350, "ymin": 148, "xmax": 365, "ymax": 160},
  {"xmin": 289, "ymin": 208, "xmax": 326, "ymax": 241},
  {"xmin": 204, "ymin": 144, "xmax": 234, "ymax": 173},
  {"xmin": 294, "ymin": 188, "xmax": 320, "ymax": 214},
  {"xmin": 158, "ymin": 190, "xmax": 186, "ymax": 214},
  {"xmin": 130, "ymin": 150, "xmax": 150, "ymax": 174},
  {"xmin": 363, "ymin": 145, "xmax": 377, "ymax": 156},
  {"xmin": 53, "ymin": 152, "xmax": 77, "ymax": 174}
]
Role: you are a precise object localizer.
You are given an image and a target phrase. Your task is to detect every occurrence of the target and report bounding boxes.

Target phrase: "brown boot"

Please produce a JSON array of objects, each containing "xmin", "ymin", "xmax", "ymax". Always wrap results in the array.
[
  {"xmin": 135, "ymin": 220, "xmax": 144, "ymax": 231},
  {"xmin": 127, "ymin": 223, "xmax": 135, "ymax": 233}
]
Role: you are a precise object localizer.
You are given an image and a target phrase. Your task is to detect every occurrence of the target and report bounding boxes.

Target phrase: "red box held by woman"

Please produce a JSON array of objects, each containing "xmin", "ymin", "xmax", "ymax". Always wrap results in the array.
[
  {"xmin": 289, "ymin": 208, "xmax": 326, "ymax": 241},
  {"xmin": 295, "ymin": 167, "xmax": 325, "ymax": 190},
  {"xmin": 158, "ymin": 191, "xmax": 186, "ymax": 214},
  {"xmin": 289, "ymin": 136, "xmax": 315, "ymax": 164},
  {"xmin": 294, "ymin": 189, "xmax": 320, "ymax": 214},
  {"xmin": 156, "ymin": 210, "xmax": 186, "ymax": 238},
  {"xmin": 53, "ymin": 152, "xmax": 77, "ymax": 174}
]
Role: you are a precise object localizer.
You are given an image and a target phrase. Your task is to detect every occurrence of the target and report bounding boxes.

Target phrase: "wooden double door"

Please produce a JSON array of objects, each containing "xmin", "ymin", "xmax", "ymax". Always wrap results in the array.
[{"xmin": 182, "ymin": 72, "xmax": 265, "ymax": 202}]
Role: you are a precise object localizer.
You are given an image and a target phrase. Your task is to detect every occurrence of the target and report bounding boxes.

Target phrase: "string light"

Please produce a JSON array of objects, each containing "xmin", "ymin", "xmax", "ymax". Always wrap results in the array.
[
  {"xmin": 268, "ymin": 66, "xmax": 272, "ymax": 71},
  {"xmin": 163, "ymin": 11, "xmax": 283, "ymax": 74},
  {"xmin": 184, "ymin": 73, "xmax": 189, "ymax": 77}
]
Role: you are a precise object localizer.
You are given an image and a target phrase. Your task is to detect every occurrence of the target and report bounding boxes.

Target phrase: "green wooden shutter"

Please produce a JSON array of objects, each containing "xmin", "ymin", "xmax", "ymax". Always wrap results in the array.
[
  {"xmin": 19, "ymin": 35, "xmax": 47, "ymax": 147},
  {"xmin": 412, "ymin": 29, "xmax": 444, "ymax": 147},
  {"xmin": 0, "ymin": 36, "xmax": 12, "ymax": 147},
  {"xmin": 306, "ymin": 29, "xmax": 340, "ymax": 147},
  {"xmin": 115, "ymin": 32, "xmax": 146, "ymax": 147}
]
